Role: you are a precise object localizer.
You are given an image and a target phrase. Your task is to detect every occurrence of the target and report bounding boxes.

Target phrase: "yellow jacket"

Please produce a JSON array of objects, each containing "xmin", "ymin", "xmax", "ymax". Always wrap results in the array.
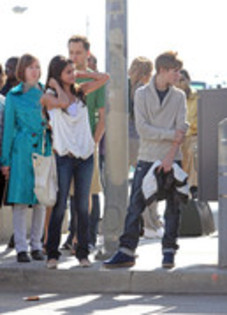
[{"xmin": 186, "ymin": 91, "xmax": 198, "ymax": 136}]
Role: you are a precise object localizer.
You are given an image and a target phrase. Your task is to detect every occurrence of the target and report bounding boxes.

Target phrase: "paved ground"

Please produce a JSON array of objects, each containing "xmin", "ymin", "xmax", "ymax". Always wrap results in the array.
[{"xmin": 1, "ymin": 292, "xmax": 227, "ymax": 314}]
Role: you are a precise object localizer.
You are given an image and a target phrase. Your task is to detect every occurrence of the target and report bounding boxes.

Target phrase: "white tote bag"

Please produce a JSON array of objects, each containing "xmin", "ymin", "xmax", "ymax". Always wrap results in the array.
[{"xmin": 32, "ymin": 152, "xmax": 58, "ymax": 207}]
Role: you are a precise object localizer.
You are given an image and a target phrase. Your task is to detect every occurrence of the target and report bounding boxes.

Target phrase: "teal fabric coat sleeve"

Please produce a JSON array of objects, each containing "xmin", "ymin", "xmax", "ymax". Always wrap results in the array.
[
  {"xmin": 1, "ymin": 93, "xmax": 16, "ymax": 166},
  {"xmin": 0, "ymin": 95, "xmax": 5, "ymax": 163}
]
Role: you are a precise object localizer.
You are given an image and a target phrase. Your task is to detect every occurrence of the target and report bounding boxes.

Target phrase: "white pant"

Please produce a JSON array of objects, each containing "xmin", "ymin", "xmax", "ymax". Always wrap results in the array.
[{"xmin": 13, "ymin": 204, "xmax": 45, "ymax": 253}]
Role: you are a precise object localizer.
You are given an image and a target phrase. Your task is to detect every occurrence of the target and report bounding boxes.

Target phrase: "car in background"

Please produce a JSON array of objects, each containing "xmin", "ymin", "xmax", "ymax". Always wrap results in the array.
[{"xmin": 190, "ymin": 81, "xmax": 209, "ymax": 90}]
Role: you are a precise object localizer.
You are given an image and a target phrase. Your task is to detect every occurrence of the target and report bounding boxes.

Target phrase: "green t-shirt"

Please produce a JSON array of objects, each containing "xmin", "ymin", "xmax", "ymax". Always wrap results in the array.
[{"xmin": 76, "ymin": 69, "xmax": 105, "ymax": 135}]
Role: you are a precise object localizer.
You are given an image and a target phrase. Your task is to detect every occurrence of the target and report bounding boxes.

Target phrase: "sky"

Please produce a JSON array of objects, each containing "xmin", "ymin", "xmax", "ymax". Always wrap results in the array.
[{"xmin": 0, "ymin": 0, "xmax": 226, "ymax": 86}]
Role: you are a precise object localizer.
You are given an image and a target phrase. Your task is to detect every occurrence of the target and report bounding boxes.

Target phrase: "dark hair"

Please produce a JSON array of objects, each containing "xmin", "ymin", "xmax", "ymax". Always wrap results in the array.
[
  {"xmin": 88, "ymin": 53, "xmax": 97, "ymax": 70},
  {"xmin": 180, "ymin": 69, "xmax": 191, "ymax": 81},
  {"xmin": 6, "ymin": 57, "xmax": 19, "ymax": 68},
  {"xmin": 88, "ymin": 53, "xmax": 97, "ymax": 65},
  {"xmin": 0, "ymin": 63, "xmax": 5, "ymax": 89},
  {"xmin": 68, "ymin": 35, "xmax": 90, "ymax": 51},
  {"xmin": 16, "ymin": 54, "xmax": 40, "ymax": 82},
  {"xmin": 45, "ymin": 55, "xmax": 85, "ymax": 102},
  {"xmin": 0, "ymin": 63, "xmax": 3, "ymax": 76},
  {"xmin": 5, "ymin": 56, "xmax": 19, "ymax": 76}
]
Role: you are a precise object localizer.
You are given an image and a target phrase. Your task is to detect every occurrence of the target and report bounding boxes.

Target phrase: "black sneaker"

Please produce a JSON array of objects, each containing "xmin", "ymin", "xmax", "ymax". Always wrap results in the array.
[
  {"xmin": 162, "ymin": 252, "xmax": 175, "ymax": 269},
  {"xmin": 190, "ymin": 186, "xmax": 198, "ymax": 199},
  {"xmin": 31, "ymin": 250, "xmax": 45, "ymax": 261},
  {"xmin": 17, "ymin": 251, "xmax": 31, "ymax": 263},
  {"xmin": 103, "ymin": 251, "xmax": 135, "ymax": 269}
]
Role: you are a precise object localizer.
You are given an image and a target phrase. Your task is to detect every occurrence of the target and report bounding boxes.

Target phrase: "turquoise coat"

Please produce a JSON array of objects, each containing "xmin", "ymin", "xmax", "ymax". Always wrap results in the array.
[{"xmin": 1, "ymin": 83, "xmax": 52, "ymax": 205}]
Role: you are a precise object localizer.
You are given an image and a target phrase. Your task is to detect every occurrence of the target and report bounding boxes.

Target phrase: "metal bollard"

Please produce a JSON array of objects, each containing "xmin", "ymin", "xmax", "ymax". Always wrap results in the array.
[{"xmin": 218, "ymin": 118, "xmax": 227, "ymax": 267}]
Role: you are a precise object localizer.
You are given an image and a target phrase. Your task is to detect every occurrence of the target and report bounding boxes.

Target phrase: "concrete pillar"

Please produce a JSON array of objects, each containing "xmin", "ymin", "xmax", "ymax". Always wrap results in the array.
[
  {"xmin": 101, "ymin": 0, "xmax": 128, "ymax": 258},
  {"xmin": 218, "ymin": 118, "xmax": 227, "ymax": 267}
]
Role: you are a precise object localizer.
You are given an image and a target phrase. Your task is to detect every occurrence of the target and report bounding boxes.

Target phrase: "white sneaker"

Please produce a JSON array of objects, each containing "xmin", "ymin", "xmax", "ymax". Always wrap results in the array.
[
  {"xmin": 47, "ymin": 259, "xmax": 58, "ymax": 269},
  {"xmin": 79, "ymin": 258, "xmax": 91, "ymax": 268},
  {"xmin": 156, "ymin": 227, "xmax": 164, "ymax": 238},
  {"xmin": 144, "ymin": 227, "xmax": 164, "ymax": 239}
]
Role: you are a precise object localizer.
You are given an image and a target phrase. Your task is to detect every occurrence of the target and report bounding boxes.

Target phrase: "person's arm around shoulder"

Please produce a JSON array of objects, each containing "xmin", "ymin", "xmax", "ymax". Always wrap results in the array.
[
  {"xmin": 75, "ymin": 71, "xmax": 109, "ymax": 95},
  {"xmin": 41, "ymin": 78, "xmax": 70, "ymax": 110}
]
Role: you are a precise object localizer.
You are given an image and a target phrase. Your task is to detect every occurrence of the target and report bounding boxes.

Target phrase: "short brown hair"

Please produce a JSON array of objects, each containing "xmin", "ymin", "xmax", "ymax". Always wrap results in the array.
[
  {"xmin": 68, "ymin": 35, "xmax": 90, "ymax": 51},
  {"xmin": 155, "ymin": 51, "xmax": 183, "ymax": 73},
  {"xmin": 16, "ymin": 54, "xmax": 39, "ymax": 82}
]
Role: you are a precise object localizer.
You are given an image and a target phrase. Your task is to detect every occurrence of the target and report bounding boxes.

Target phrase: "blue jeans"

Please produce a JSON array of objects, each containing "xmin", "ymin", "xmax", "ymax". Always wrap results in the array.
[
  {"xmin": 68, "ymin": 153, "xmax": 105, "ymax": 247},
  {"xmin": 119, "ymin": 160, "xmax": 181, "ymax": 252},
  {"xmin": 47, "ymin": 154, "xmax": 94, "ymax": 260}
]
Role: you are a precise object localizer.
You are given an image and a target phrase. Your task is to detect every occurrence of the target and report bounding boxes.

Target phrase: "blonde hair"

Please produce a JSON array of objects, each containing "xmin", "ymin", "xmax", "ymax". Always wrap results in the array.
[
  {"xmin": 128, "ymin": 56, "xmax": 153, "ymax": 99},
  {"xmin": 128, "ymin": 56, "xmax": 153, "ymax": 86}
]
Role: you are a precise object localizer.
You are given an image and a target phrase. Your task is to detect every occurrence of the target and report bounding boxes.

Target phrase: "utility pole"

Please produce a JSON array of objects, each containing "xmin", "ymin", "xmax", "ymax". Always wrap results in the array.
[
  {"xmin": 218, "ymin": 118, "xmax": 227, "ymax": 267},
  {"xmin": 99, "ymin": 0, "xmax": 128, "ymax": 258}
]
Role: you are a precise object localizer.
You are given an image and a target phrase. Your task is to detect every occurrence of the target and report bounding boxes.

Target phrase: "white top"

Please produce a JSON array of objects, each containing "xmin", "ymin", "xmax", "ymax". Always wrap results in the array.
[
  {"xmin": 47, "ymin": 90, "xmax": 94, "ymax": 159},
  {"xmin": 66, "ymin": 101, "xmax": 78, "ymax": 117}
]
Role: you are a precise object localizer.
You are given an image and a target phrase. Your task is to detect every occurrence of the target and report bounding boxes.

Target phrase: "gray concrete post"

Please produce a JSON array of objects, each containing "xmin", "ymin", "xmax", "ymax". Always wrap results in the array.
[
  {"xmin": 218, "ymin": 118, "xmax": 227, "ymax": 267},
  {"xmin": 100, "ymin": 0, "xmax": 128, "ymax": 258}
]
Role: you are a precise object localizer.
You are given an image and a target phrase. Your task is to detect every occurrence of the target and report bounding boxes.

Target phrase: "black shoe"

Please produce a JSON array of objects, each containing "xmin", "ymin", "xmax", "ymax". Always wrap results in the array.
[
  {"xmin": 17, "ymin": 251, "xmax": 31, "ymax": 263},
  {"xmin": 190, "ymin": 186, "xmax": 198, "ymax": 199},
  {"xmin": 31, "ymin": 250, "xmax": 45, "ymax": 261},
  {"xmin": 8, "ymin": 234, "xmax": 15, "ymax": 249}
]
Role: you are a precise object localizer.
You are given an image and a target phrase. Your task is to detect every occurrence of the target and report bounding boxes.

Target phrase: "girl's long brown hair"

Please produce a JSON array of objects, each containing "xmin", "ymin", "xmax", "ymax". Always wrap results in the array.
[{"xmin": 45, "ymin": 55, "xmax": 85, "ymax": 104}]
